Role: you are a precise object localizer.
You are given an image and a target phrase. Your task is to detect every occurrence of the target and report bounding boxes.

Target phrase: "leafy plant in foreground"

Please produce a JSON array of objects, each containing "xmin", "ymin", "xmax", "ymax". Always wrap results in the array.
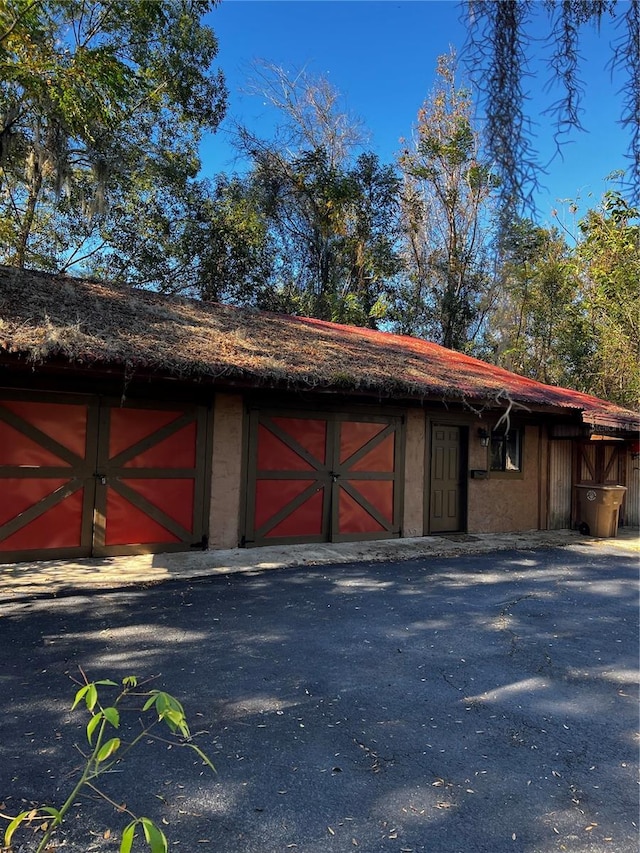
[{"xmin": 2, "ymin": 672, "xmax": 215, "ymax": 853}]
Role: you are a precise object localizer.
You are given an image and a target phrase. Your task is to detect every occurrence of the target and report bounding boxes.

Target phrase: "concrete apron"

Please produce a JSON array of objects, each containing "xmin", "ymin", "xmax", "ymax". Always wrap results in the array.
[{"xmin": 1, "ymin": 528, "xmax": 638, "ymax": 602}]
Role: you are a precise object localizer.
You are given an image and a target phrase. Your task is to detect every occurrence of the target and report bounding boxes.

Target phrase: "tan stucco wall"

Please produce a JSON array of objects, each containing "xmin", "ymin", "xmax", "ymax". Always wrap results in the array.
[
  {"xmin": 208, "ymin": 393, "xmax": 244, "ymax": 549},
  {"xmin": 467, "ymin": 424, "xmax": 542, "ymax": 533},
  {"xmin": 403, "ymin": 408, "xmax": 425, "ymax": 537}
]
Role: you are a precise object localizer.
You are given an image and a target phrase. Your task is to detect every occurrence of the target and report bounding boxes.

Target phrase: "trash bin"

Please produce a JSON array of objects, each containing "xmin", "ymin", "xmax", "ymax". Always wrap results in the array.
[{"xmin": 575, "ymin": 484, "xmax": 627, "ymax": 537}]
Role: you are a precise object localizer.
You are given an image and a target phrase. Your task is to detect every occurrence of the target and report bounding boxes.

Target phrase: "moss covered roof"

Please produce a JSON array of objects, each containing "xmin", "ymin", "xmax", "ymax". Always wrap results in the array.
[{"xmin": 1, "ymin": 265, "xmax": 637, "ymax": 433}]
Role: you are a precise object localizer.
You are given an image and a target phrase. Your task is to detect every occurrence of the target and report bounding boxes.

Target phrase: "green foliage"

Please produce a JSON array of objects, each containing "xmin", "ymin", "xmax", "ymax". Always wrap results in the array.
[
  {"xmin": 251, "ymin": 143, "xmax": 401, "ymax": 326},
  {"xmin": 0, "ymin": 0, "xmax": 226, "ymax": 273},
  {"xmin": 2, "ymin": 672, "xmax": 215, "ymax": 853},
  {"xmin": 192, "ymin": 174, "xmax": 275, "ymax": 304},
  {"xmin": 574, "ymin": 191, "xmax": 640, "ymax": 407},
  {"xmin": 480, "ymin": 219, "xmax": 578, "ymax": 383},
  {"xmin": 478, "ymin": 188, "xmax": 640, "ymax": 409}
]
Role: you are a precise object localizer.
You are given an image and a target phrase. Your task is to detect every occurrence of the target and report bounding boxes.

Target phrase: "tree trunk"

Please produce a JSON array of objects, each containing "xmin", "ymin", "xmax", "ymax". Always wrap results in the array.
[{"xmin": 14, "ymin": 169, "xmax": 43, "ymax": 268}]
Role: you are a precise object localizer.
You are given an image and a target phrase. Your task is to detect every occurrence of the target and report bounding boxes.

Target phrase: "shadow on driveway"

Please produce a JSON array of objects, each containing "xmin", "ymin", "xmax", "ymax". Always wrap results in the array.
[{"xmin": 0, "ymin": 544, "xmax": 638, "ymax": 853}]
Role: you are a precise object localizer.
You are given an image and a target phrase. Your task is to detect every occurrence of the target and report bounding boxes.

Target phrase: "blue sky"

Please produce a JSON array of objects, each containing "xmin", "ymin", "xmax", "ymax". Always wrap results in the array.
[{"xmin": 201, "ymin": 0, "xmax": 631, "ymax": 226}]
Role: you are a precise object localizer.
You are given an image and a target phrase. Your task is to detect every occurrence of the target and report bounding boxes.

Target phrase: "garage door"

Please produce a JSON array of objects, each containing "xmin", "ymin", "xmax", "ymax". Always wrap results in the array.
[
  {"xmin": 0, "ymin": 394, "xmax": 209, "ymax": 561},
  {"xmin": 244, "ymin": 409, "xmax": 404, "ymax": 546}
]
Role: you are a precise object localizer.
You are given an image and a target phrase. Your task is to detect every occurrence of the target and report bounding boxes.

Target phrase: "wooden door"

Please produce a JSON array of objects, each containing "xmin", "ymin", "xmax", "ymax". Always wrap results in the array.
[
  {"xmin": 576, "ymin": 441, "xmax": 624, "ymax": 485},
  {"xmin": 0, "ymin": 397, "xmax": 95, "ymax": 560},
  {"xmin": 332, "ymin": 417, "xmax": 401, "ymax": 542},
  {"xmin": 245, "ymin": 410, "xmax": 403, "ymax": 546},
  {"xmin": 244, "ymin": 413, "xmax": 331, "ymax": 545},
  {"xmin": 574, "ymin": 441, "xmax": 626, "ymax": 525},
  {"xmin": 93, "ymin": 403, "xmax": 209, "ymax": 556},
  {"xmin": 548, "ymin": 440, "xmax": 573, "ymax": 529},
  {"xmin": 430, "ymin": 424, "xmax": 463, "ymax": 533},
  {"xmin": 0, "ymin": 395, "xmax": 209, "ymax": 561}
]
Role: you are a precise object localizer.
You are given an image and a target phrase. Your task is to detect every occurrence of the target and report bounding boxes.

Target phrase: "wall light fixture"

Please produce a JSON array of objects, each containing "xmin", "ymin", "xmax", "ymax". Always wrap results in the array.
[{"xmin": 477, "ymin": 427, "xmax": 490, "ymax": 448}]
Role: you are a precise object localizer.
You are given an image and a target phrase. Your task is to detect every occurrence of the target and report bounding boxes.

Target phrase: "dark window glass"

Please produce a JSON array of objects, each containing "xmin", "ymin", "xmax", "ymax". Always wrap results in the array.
[{"xmin": 490, "ymin": 429, "xmax": 522, "ymax": 472}]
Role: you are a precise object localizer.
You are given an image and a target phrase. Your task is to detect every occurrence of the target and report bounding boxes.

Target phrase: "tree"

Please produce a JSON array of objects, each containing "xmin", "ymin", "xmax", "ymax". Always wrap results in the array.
[
  {"xmin": 234, "ymin": 64, "xmax": 402, "ymax": 326},
  {"xmin": 0, "ymin": 0, "xmax": 226, "ymax": 274},
  {"xmin": 394, "ymin": 50, "xmax": 499, "ymax": 350},
  {"xmin": 479, "ymin": 189, "xmax": 640, "ymax": 409},
  {"xmin": 86, "ymin": 171, "xmax": 209, "ymax": 292},
  {"xmin": 191, "ymin": 174, "xmax": 275, "ymax": 305},
  {"xmin": 574, "ymin": 190, "xmax": 640, "ymax": 407},
  {"xmin": 464, "ymin": 0, "xmax": 639, "ymax": 216},
  {"xmin": 480, "ymin": 219, "xmax": 578, "ymax": 384}
]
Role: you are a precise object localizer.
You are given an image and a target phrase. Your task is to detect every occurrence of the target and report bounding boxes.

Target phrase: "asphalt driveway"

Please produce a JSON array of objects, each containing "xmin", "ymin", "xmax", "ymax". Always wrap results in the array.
[{"xmin": 0, "ymin": 542, "xmax": 638, "ymax": 853}]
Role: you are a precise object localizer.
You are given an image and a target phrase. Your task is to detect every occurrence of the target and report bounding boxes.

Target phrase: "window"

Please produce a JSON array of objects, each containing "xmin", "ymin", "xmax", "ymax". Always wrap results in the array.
[{"xmin": 490, "ymin": 428, "xmax": 522, "ymax": 472}]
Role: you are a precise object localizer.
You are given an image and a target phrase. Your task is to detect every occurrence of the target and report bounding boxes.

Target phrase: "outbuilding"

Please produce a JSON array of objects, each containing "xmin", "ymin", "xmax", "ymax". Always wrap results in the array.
[{"xmin": 1, "ymin": 265, "xmax": 638, "ymax": 562}]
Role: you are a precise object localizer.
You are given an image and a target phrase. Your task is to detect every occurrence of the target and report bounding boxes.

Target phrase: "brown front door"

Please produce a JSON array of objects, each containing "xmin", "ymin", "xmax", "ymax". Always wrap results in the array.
[
  {"xmin": 245, "ymin": 409, "xmax": 404, "ymax": 546},
  {"xmin": 430, "ymin": 424, "xmax": 464, "ymax": 533}
]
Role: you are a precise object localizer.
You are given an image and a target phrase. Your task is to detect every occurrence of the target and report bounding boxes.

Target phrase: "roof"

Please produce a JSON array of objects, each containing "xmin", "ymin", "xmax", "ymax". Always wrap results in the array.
[{"xmin": 1, "ymin": 265, "xmax": 638, "ymax": 433}]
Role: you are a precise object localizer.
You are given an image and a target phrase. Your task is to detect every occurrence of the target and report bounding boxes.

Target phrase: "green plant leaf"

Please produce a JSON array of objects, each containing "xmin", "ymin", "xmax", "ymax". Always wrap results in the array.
[
  {"xmin": 71, "ymin": 684, "xmax": 90, "ymax": 710},
  {"xmin": 96, "ymin": 737, "xmax": 121, "ymax": 763},
  {"xmin": 95, "ymin": 679, "xmax": 118, "ymax": 686},
  {"xmin": 143, "ymin": 691, "xmax": 189, "ymax": 735},
  {"xmin": 142, "ymin": 693, "xmax": 158, "ymax": 712},
  {"xmin": 103, "ymin": 706, "xmax": 120, "ymax": 728},
  {"xmin": 4, "ymin": 811, "xmax": 30, "ymax": 847},
  {"xmin": 160, "ymin": 707, "xmax": 183, "ymax": 729},
  {"xmin": 187, "ymin": 742, "xmax": 216, "ymax": 773},
  {"xmin": 86, "ymin": 711, "xmax": 103, "ymax": 745},
  {"xmin": 157, "ymin": 692, "xmax": 183, "ymax": 715},
  {"xmin": 120, "ymin": 821, "xmax": 136, "ymax": 853},
  {"xmin": 141, "ymin": 817, "xmax": 168, "ymax": 853},
  {"xmin": 122, "ymin": 675, "xmax": 138, "ymax": 688},
  {"xmin": 86, "ymin": 683, "xmax": 98, "ymax": 711},
  {"xmin": 152, "ymin": 692, "xmax": 191, "ymax": 737},
  {"xmin": 165, "ymin": 712, "xmax": 190, "ymax": 739},
  {"xmin": 41, "ymin": 806, "xmax": 62, "ymax": 822}
]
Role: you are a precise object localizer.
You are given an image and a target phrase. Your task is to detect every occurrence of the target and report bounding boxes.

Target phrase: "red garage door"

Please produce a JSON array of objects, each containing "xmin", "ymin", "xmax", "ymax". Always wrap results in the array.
[
  {"xmin": 0, "ymin": 395, "xmax": 209, "ymax": 561},
  {"xmin": 245, "ymin": 409, "xmax": 404, "ymax": 546}
]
